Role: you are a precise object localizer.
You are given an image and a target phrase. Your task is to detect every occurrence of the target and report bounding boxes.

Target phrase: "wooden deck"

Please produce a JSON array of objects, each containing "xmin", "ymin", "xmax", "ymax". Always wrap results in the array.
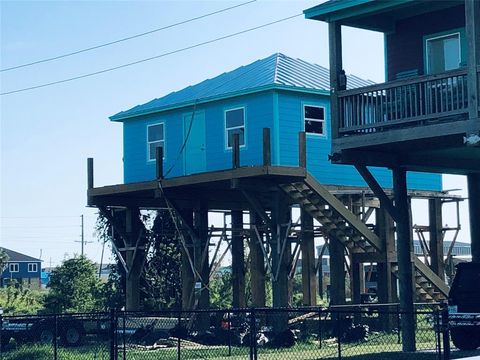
[{"xmin": 329, "ymin": 68, "xmax": 480, "ymax": 175}]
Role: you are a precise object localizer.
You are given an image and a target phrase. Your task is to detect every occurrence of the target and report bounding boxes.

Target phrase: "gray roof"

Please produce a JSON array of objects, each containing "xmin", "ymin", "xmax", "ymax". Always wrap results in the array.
[
  {"xmin": 111, "ymin": 53, "xmax": 373, "ymax": 121},
  {"xmin": 1, "ymin": 247, "xmax": 42, "ymax": 262}
]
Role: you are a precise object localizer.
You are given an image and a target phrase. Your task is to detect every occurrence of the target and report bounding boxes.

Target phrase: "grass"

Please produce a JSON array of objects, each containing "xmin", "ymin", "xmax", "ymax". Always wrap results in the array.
[{"xmin": 3, "ymin": 335, "xmax": 480, "ymax": 360}]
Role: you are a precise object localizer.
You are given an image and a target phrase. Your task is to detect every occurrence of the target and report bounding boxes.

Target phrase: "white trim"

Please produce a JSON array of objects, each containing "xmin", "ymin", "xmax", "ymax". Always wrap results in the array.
[
  {"xmin": 224, "ymin": 107, "xmax": 246, "ymax": 150},
  {"xmin": 425, "ymin": 31, "xmax": 461, "ymax": 74},
  {"xmin": 146, "ymin": 122, "xmax": 165, "ymax": 162},
  {"xmin": 9, "ymin": 263, "xmax": 19, "ymax": 273},
  {"xmin": 303, "ymin": 104, "xmax": 326, "ymax": 137},
  {"xmin": 28, "ymin": 263, "xmax": 38, "ymax": 273}
]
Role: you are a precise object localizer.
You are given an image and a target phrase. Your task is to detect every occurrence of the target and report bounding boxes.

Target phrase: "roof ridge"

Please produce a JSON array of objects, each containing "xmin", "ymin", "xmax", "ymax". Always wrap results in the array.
[{"xmin": 273, "ymin": 52, "xmax": 281, "ymax": 83}]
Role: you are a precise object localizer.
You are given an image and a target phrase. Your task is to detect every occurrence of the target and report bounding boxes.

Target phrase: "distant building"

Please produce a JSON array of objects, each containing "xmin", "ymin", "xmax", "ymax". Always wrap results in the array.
[{"xmin": 0, "ymin": 247, "xmax": 42, "ymax": 289}]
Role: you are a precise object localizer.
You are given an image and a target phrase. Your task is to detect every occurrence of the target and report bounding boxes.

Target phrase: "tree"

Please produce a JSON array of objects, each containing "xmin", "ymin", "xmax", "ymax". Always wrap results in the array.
[
  {"xmin": 95, "ymin": 209, "xmax": 181, "ymax": 310},
  {"xmin": 0, "ymin": 248, "xmax": 9, "ymax": 272},
  {"xmin": 44, "ymin": 256, "xmax": 104, "ymax": 313}
]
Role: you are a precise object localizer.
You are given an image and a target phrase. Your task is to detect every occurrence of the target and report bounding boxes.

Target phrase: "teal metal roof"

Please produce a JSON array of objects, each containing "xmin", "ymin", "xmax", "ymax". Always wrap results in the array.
[{"xmin": 110, "ymin": 53, "xmax": 373, "ymax": 121}]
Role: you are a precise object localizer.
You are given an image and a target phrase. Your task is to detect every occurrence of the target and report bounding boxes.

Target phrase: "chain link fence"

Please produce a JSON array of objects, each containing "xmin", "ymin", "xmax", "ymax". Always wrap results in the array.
[{"xmin": 1, "ymin": 306, "xmax": 480, "ymax": 360}]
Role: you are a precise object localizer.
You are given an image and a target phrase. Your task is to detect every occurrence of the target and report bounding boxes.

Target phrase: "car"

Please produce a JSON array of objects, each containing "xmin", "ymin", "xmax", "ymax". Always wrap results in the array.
[{"xmin": 448, "ymin": 262, "xmax": 480, "ymax": 351}]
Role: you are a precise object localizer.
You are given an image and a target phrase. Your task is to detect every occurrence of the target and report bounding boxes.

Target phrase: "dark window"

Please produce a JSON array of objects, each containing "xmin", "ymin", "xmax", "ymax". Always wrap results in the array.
[
  {"xmin": 147, "ymin": 123, "xmax": 164, "ymax": 161},
  {"xmin": 304, "ymin": 105, "xmax": 325, "ymax": 135},
  {"xmin": 225, "ymin": 108, "xmax": 245, "ymax": 148}
]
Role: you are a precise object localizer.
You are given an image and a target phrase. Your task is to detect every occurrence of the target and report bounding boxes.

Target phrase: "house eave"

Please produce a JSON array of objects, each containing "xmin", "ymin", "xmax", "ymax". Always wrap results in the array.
[{"xmin": 109, "ymin": 85, "xmax": 330, "ymax": 122}]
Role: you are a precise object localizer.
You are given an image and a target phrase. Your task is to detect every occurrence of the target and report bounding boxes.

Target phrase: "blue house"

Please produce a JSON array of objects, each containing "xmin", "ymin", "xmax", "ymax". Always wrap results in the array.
[
  {"xmin": 110, "ymin": 53, "xmax": 441, "ymax": 191},
  {"xmin": 0, "ymin": 247, "xmax": 42, "ymax": 289}
]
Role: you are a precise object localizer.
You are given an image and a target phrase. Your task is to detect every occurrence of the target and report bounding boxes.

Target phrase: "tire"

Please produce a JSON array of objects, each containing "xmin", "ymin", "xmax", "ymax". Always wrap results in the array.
[
  {"xmin": 60, "ymin": 323, "xmax": 84, "ymax": 347},
  {"xmin": 38, "ymin": 327, "xmax": 55, "ymax": 344},
  {"xmin": 451, "ymin": 326, "xmax": 480, "ymax": 351}
]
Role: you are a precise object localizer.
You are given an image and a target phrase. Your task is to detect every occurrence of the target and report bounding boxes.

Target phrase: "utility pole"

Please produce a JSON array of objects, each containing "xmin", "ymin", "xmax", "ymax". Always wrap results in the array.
[{"xmin": 81, "ymin": 214, "xmax": 84, "ymax": 257}]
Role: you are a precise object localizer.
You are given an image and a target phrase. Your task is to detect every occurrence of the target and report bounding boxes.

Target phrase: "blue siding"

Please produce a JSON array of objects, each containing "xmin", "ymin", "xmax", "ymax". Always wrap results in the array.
[
  {"xmin": 123, "ymin": 89, "xmax": 441, "ymax": 191},
  {"xmin": 1, "ymin": 261, "xmax": 42, "ymax": 281},
  {"xmin": 276, "ymin": 91, "xmax": 442, "ymax": 191},
  {"xmin": 123, "ymin": 92, "xmax": 274, "ymax": 183}
]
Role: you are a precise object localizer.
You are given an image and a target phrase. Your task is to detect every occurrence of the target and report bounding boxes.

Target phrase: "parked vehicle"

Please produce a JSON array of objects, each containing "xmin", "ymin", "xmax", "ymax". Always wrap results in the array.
[
  {"xmin": 448, "ymin": 262, "xmax": 480, "ymax": 351},
  {"xmin": 1, "ymin": 313, "xmax": 109, "ymax": 348}
]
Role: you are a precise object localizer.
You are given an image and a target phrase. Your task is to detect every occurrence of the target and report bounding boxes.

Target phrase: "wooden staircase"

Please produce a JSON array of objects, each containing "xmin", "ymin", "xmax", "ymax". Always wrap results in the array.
[{"xmin": 280, "ymin": 173, "xmax": 449, "ymax": 303}]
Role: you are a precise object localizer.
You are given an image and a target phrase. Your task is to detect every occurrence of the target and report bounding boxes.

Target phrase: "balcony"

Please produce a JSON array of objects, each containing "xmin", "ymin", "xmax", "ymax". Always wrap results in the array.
[
  {"xmin": 338, "ymin": 69, "xmax": 471, "ymax": 136},
  {"xmin": 330, "ymin": 68, "xmax": 480, "ymax": 174}
]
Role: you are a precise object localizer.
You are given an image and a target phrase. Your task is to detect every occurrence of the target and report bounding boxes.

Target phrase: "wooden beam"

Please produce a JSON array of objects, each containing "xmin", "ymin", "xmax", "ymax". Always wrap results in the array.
[
  {"xmin": 329, "ymin": 21, "xmax": 343, "ymax": 140},
  {"xmin": 156, "ymin": 147, "xmax": 163, "ymax": 179},
  {"xmin": 392, "ymin": 168, "xmax": 415, "ymax": 351},
  {"xmin": 429, "ymin": 198, "xmax": 444, "ymax": 280},
  {"xmin": 241, "ymin": 190, "xmax": 272, "ymax": 228},
  {"xmin": 465, "ymin": 0, "xmax": 480, "ymax": 128},
  {"xmin": 250, "ymin": 213, "xmax": 266, "ymax": 307},
  {"xmin": 231, "ymin": 210, "xmax": 246, "ymax": 308},
  {"xmin": 355, "ymin": 165, "xmax": 398, "ymax": 221},
  {"xmin": 263, "ymin": 128, "xmax": 271, "ymax": 166},
  {"xmin": 87, "ymin": 158, "xmax": 94, "ymax": 206},
  {"xmin": 301, "ymin": 210, "xmax": 316, "ymax": 306},
  {"xmin": 299, "ymin": 131, "xmax": 306, "ymax": 168}
]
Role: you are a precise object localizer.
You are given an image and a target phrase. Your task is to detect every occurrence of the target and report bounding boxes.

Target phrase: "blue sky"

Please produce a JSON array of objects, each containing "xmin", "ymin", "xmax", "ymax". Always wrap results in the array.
[{"xmin": 0, "ymin": 0, "xmax": 469, "ymax": 267}]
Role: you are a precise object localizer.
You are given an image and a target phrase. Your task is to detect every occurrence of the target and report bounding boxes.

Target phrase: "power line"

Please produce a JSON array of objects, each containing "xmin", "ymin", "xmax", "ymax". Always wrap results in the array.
[
  {"xmin": 0, "ymin": 13, "xmax": 302, "ymax": 96},
  {"xmin": 0, "ymin": 0, "xmax": 256, "ymax": 72}
]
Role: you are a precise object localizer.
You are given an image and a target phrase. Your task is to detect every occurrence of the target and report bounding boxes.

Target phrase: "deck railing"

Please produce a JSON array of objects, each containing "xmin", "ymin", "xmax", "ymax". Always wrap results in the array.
[{"xmin": 337, "ymin": 68, "xmax": 470, "ymax": 136}]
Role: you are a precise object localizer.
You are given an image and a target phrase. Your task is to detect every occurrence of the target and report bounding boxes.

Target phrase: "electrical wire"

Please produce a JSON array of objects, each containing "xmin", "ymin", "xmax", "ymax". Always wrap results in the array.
[
  {"xmin": 0, "ymin": 13, "xmax": 302, "ymax": 96},
  {"xmin": 0, "ymin": 0, "xmax": 256, "ymax": 72}
]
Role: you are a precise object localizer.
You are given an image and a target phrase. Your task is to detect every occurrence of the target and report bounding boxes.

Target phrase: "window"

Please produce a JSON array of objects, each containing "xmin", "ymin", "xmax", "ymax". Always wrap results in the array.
[
  {"xmin": 225, "ymin": 108, "xmax": 245, "ymax": 148},
  {"xmin": 28, "ymin": 263, "xmax": 38, "ymax": 272},
  {"xmin": 9, "ymin": 263, "xmax": 19, "ymax": 273},
  {"xmin": 147, "ymin": 123, "xmax": 164, "ymax": 161},
  {"xmin": 426, "ymin": 32, "xmax": 461, "ymax": 74},
  {"xmin": 304, "ymin": 105, "xmax": 325, "ymax": 135}
]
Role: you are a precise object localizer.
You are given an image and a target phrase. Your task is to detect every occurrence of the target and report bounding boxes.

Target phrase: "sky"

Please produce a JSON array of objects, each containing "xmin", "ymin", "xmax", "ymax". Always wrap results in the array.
[{"xmin": 0, "ymin": 0, "xmax": 470, "ymax": 268}]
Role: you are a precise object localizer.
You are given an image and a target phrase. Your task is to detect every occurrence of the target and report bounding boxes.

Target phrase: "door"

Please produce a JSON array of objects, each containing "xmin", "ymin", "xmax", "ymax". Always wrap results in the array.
[{"xmin": 183, "ymin": 111, "xmax": 206, "ymax": 175}]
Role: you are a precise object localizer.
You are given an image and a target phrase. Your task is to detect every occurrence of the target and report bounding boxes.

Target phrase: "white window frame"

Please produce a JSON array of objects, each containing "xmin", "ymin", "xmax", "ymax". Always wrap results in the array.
[
  {"xmin": 425, "ymin": 32, "xmax": 461, "ymax": 74},
  {"xmin": 147, "ymin": 123, "xmax": 165, "ymax": 162},
  {"xmin": 9, "ymin": 263, "xmax": 19, "ymax": 273},
  {"xmin": 303, "ymin": 104, "xmax": 326, "ymax": 136},
  {"xmin": 28, "ymin": 263, "xmax": 38, "ymax": 273},
  {"xmin": 224, "ymin": 107, "xmax": 246, "ymax": 150}
]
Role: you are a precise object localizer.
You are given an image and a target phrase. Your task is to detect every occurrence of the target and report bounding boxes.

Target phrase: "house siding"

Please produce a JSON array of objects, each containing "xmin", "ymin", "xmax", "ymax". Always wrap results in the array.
[
  {"xmin": 123, "ymin": 89, "xmax": 441, "ymax": 191},
  {"xmin": 123, "ymin": 92, "xmax": 274, "ymax": 183},
  {"xmin": 386, "ymin": 5, "xmax": 465, "ymax": 81},
  {"xmin": 276, "ymin": 91, "xmax": 442, "ymax": 191},
  {"xmin": 1, "ymin": 261, "xmax": 42, "ymax": 288}
]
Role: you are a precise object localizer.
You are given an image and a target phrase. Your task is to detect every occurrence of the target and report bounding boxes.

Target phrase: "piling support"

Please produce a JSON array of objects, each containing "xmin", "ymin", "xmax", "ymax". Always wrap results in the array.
[
  {"xmin": 250, "ymin": 212, "xmax": 266, "ymax": 307},
  {"xmin": 393, "ymin": 168, "xmax": 416, "ymax": 352},
  {"xmin": 429, "ymin": 198, "xmax": 444, "ymax": 279},
  {"xmin": 231, "ymin": 210, "xmax": 246, "ymax": 308},
  {"xmin": 301, "ymin": 210, "xmax": 316, "ymax": 305}
]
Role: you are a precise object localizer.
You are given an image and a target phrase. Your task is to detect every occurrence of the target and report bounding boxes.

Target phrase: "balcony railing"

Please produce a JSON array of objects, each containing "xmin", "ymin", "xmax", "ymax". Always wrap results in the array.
[{"xmin": 337, "ymin": 68, "xmax": 470, "ymax": 136}]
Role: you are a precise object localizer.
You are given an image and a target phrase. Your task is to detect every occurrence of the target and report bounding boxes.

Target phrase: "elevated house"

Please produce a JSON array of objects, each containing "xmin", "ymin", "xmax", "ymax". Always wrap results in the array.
[
  {"xmin": 0, "ymin": 247, "xmax": 42, "ymax": 289},
  {"xmin": 304, "ymin": 0, "xmax": 479, "ymax": 350},
  {"xmin": 111, "ymin": 53, "xmax": 440, "ymax": 190},
  {"xmin": 88, "ymin": 54, "xmax": 453, "ymax": 332}
]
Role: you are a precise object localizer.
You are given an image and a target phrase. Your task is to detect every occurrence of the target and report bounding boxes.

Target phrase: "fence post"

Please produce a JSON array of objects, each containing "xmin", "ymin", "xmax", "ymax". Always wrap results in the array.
[
  {"xmin": 251, "ymin": 309, "xmax": 257, "ymax": 360},
  {"xmin": 177, "ymin": 310, "xmax": 181, "ymax": 360},
  {"xmin": 435, "ymin": 309, "xmax": 442, "ymax": 360},
  {"xmin": 337, "ymin": 311, "xmax": 341, "ymax": 360},
  {"xmin": 0, "ymin": 311, "xmax": 3, "ymax": 357},
  {"xmin": 441, "ymin": 306, "xmax": 450, "ymax": 360},
  {"xmin": 122, "ymin": 311, "xmax": 126, "ymax": 360},
  {"xmin": 109, "ymin": 309, "xmax": 116, "ymax": 360},
  {"xmin": 397, "ymin": 304, "xmax": 401, "ymax": 344},
  {"xmin": 318, "ymin": 307, "xmax": 322, "ymax": 349},
  {"xmin": 228, "ymin": 311, "xmax": 232, "ymax": 356},
  {"xmin": 54, "ymin": 314, "xmax": 58, "ymax": 360}
]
